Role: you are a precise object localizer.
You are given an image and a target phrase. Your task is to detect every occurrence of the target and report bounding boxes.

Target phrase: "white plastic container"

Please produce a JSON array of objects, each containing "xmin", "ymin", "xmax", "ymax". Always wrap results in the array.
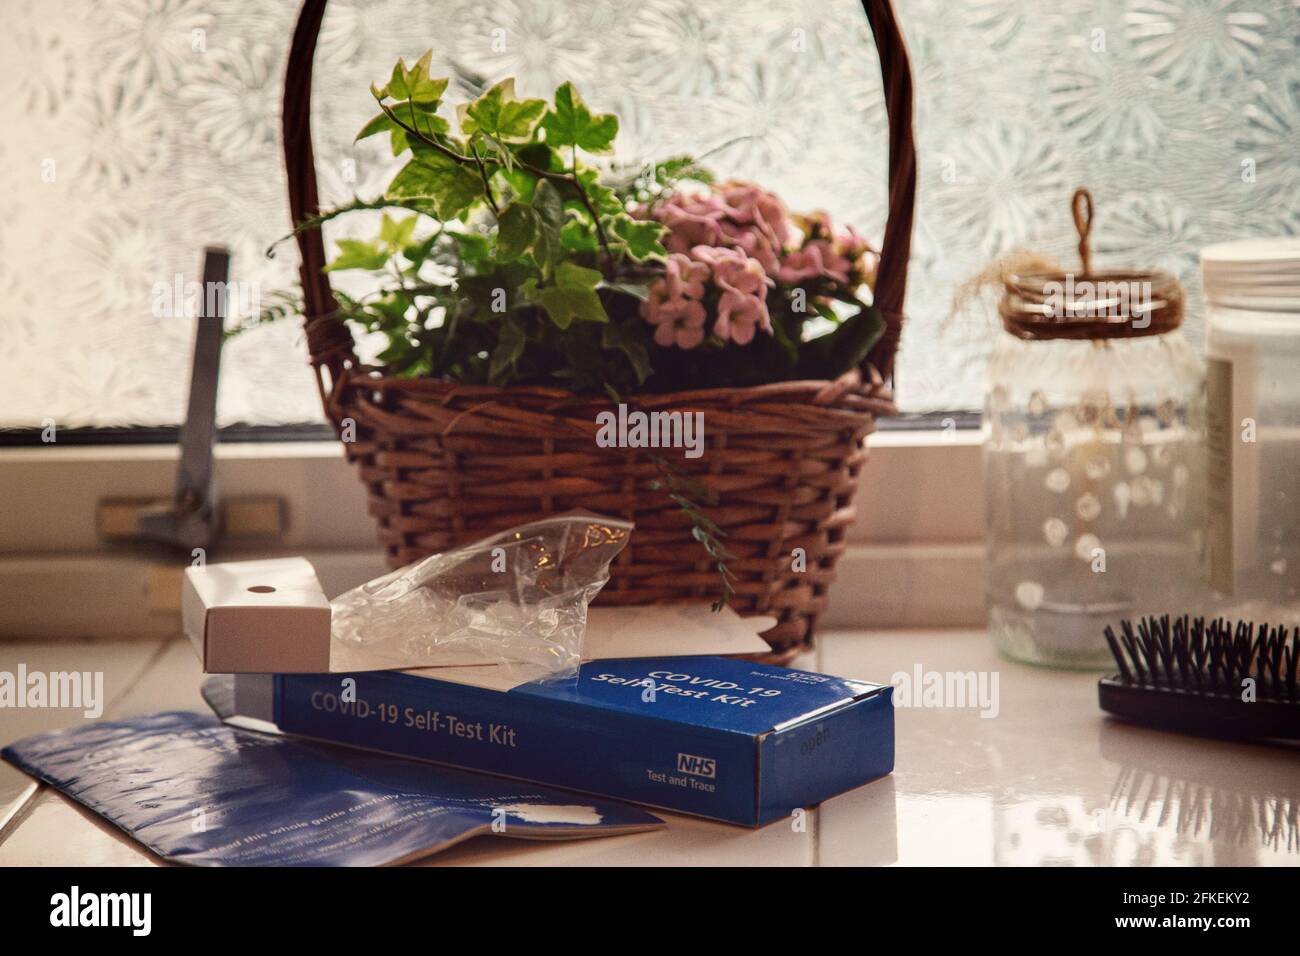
[{"xmin": 1202, "ymin": 237, "xmax": 1300, "ymax": 610}]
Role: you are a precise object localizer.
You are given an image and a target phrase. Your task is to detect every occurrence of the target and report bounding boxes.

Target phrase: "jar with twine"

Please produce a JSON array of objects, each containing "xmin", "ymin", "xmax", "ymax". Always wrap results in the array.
[{"xmin": 983, "ymin": 189, "xmax": 1207, "ymax": 668}]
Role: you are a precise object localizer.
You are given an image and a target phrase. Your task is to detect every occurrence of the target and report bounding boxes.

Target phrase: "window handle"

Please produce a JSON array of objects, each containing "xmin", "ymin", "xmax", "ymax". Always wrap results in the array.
[{"xmin": 97, "ymin": 248, "xmax": 284, "ymax": 553}]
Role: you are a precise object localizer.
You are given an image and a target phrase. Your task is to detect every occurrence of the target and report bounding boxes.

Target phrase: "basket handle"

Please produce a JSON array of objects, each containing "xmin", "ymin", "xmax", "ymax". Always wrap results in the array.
[
  {"xmin": 283, "ymin": 0, "xmax": 916, "ymax": 387},
  {"xmin": 858, "ymin": 0, "xmax": 916, "ymax": 380}
]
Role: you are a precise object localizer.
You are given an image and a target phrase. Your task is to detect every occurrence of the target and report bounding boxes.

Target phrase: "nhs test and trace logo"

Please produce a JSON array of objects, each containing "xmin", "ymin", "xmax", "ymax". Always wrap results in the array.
[{"xmin": 676, "ymin": 753, "xmax": 716, "ymax": 778}]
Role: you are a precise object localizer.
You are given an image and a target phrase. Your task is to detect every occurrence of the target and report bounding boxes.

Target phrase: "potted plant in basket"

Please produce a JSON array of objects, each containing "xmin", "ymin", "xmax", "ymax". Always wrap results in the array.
[
  {"xmin": 271, "ymin": 57, "xmax": 885, "ymax": 393},
  {"xmin": 271, "ymin": 30, "xmax": 913, "ymax": 661}
]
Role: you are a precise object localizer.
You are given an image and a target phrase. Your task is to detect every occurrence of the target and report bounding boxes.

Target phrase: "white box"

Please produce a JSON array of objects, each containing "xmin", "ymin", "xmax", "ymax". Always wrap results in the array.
[{"xmin": 182, "ymin": 557, "xmax": 332, "ymax": 673}]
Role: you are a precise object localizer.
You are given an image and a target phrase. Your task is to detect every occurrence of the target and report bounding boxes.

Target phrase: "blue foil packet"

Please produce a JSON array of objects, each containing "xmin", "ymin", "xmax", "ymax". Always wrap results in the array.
[{"xmin": 2, "ymin": 711, "xmax": 662, "ymax": 866}]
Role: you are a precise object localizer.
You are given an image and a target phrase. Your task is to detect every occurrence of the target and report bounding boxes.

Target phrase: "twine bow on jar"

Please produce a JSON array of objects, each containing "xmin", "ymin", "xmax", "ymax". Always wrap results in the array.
[{"xmin": 1000, "ymin": 188, "xmax": 1184, "ymax": 342}]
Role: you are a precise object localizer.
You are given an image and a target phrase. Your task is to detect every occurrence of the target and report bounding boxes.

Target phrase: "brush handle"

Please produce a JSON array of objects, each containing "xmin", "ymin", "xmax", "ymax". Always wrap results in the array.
[{"xmin": 1099, "ymin": 678, "xmax": 1300, "ymax": 741}]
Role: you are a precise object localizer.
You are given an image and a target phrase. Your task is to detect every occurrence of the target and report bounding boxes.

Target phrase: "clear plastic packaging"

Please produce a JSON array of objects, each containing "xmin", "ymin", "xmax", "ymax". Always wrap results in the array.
[{"xmin": 330, "ymin": 513, "xmax": 632, "ymax": 679}]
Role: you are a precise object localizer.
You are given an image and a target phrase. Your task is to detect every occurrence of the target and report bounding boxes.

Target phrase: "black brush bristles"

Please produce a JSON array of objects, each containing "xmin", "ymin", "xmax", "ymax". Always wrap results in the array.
[{"xmin": 1100, "ymin": 614, "xmax": 1300, "ymax": 740}]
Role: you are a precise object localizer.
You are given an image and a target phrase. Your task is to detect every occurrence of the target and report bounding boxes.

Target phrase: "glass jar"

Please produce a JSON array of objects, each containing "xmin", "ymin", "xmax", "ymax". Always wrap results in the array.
[
  {"xmin": 984, "ymin": 270, "xmax": 1206, "ymax": 668},
  {"xmin": 1202, "ymin": 237, "xmax": 1300, "ymax": 614}
]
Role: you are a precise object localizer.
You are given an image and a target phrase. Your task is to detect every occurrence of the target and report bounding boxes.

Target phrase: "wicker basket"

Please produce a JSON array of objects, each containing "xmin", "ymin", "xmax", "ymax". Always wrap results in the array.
[{"xmin": 282, "ymin": 0, "xmax": 917, "ymax": 664}]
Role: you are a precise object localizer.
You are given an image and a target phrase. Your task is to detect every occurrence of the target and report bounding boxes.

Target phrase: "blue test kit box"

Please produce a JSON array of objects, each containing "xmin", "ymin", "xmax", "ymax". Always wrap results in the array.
[{"xmin": 273, "ymin": 657, "xmax": 894, "ymax": 827}]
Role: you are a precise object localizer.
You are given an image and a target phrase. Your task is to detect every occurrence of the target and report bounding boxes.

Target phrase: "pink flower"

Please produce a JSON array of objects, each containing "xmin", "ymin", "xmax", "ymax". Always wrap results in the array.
[
  {"xmin": 714, "ymin": 289, "xmax": 769, "ymax": 345},
  {"xmin": 690, "ymin": 245, "xmax": 774, "ymax": 345},
  {"xmin": 837, "ymin": 225, "xmax": 879, "ymax": 288},
  {"xmin": 645, "ymin": 296, "xmax": 707, "ymax": 348},
  {"xmin": 779, "ymin": 212, "xmax": 878, "ymax": 288},
  {"xmin": 662, "ymin": 249, "xmax": 709, "ymax": 300},
  {"xmin": 718, "ymin": 181, "xmax": 791, "ymax": 245},
  {"xmin": 651, "ymin": 192, "xmax": 726, "ymax": 255},
  {"xmin": 635, "ymin": 181, "xmax": 874, "ymax": 350},
  {"xmin": 715, "ymin": 181, "xmax": 789, "ymax": 273},
  {"xmin": 642, "ymin": 253, "xmax": 710, "ymax": 349},
  {"xmin": 691, "ymin": 245, "xmax": 771, "ymax": 297},
  {"xmin": 640, "ymin": 182, "xmax": 792, "ymax": 275},
  {"xmin": 777, "ymin": 240, "xmax": 853, "ymax": 284},
  {"xmin": 836, "ymin": 223, "xmax": 869, "ymax": 258}
]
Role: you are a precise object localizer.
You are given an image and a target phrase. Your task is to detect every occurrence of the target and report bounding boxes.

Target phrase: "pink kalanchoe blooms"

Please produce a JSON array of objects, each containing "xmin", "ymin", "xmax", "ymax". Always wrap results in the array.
[
  {"xmin": 836, "ymin": 224, "xmax": 879, "ymax": 287},
  {"xmin": 640, "ymin": 182, "xmax": 793, "ymax": 276},
  {"xmin": 662, "ymin": 249, "xmax": 709, "ymax": 300},
  {"xmin": 777, "ymin": 240, "xmax": 854, "ymax": 285},
  {"xmin": 638, "ymin": 183, "xmax": 873, "ymax": 350},
  {"xmin": 651, "ymin": 192, "xmax": 726, "ymax": 255},
  {"xmin": 691, "ymin": 245, "xmax": 774, "ymax": 345},
  {"xmin": 836, "ymin": 223, "xmax": 869, "ymax": 257},
  {"xmin": 642, "ymin": 253, "xmax": 711, "ymax": 349},
  {"xmin": 778, "ymin": 211, "xmax": 878, "ymax": 287},
  {"xmin": 645, "ymin": 296, "xmax": 708, "ymax": 349},
  {"xmin": 714, "ymin": 289, "xmax": 770, "ymax": 345},
  {"xmin": 714, "ymin": 181, "xmax": 790, "ymax": 274}
]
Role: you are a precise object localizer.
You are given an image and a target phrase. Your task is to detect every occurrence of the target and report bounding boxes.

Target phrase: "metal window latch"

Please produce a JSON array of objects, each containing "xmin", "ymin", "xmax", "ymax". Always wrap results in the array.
[{"xmin": 97, "ymin": 247, "xmax": 285, "ymax": 552}]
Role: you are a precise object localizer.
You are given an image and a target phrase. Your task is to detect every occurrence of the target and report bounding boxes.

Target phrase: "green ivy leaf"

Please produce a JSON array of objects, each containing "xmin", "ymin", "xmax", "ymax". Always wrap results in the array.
[
  {"xmin": 452, "ymin": 230, "xmax": 493, "ymax": 266},
  {"xmin": 530, "ymin": 179, "xmax": 566, "ymax": 272},
  {"xmin": 537, "ymin": 286, "xmax": 608, "ymax": 329},
  {"xmin": 601, "ymin": 321, "xmax": 651, "ymax": 384},
  {"xmin": 406, "ymin": 110, "xmax": 451, "ymax": 134},
  {"xmin": 516, "ymin": 142, "xmax": 558, "ymax": 171},
  {"xmin": 324, "ymin": 238, "xmax": 389, "ymax": 273},
  {"xmin": 381, "ymin": 52, "xmax": 447, "ymax": 104},
  {"xmin": 599, "ymin": 280, "xmax": 652, "ymax": 301},
  {"xmin": 496, "ymin": 203, "xmax": 538, "ymax": 260},
  {"xmin": 797, "ymin": 304, "xmax": 886, "ymax": 379},
  {"xmin": 607, "ymin": 214, "xmax": 667, "ymax": 261},
  {"xmin": 575, "ymin": 166, "xmax": 624, "ymax": 216},
  {"xmin": 555, "ymin": 260, "xmax": 602, "ymax": 291},
  {"xmin": 461, "ymin": 78, "xmax": 547, "ymax": 144},
  {"xmin": 488, "ymin": 312, "xmax": 527, "ymax": 384},
  {"xmin": 517, "ymin": 276, "xmax": 540, "ymax": 305},
  {"xmin": 379, "ymin": 213, "xmax": 418, "ymax": 251},
  {"xmin": 404, "ymin": 52, "xmax": 448, "ymax": 105},
  {"xmin": 356, "ymin": 112, "xmax": 394, "ymax": 142},
  {"xmin": 387, "ymin": 61, "xmax": 411, "ymax": 100},
  {"xmin": 401, "ymin": 233, "xmax": 440, "ymax": 271},
  {"xmin": 387, "ymin": 152, "xmax": 482, "ymax": 220},
  {"xmin": 388, "ymin": 127, "xmax": 409, "ymax": 156},
  {"xmin": 559, "ymin": 219, "xmax": 598, "ymax": 254},
  {"xmin": 542, "ymin": 82, "xmax": 618, "ymax": 154},
  {"xmin": 364, "ymin": 107, "xmax": 451, "ymax": 155}
]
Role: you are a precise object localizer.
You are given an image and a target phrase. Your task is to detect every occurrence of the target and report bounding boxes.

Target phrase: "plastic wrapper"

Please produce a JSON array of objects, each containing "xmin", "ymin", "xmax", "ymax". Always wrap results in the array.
[{"xmin": 330, "ymin": 513, "xmax": 632, "ymax": 679}]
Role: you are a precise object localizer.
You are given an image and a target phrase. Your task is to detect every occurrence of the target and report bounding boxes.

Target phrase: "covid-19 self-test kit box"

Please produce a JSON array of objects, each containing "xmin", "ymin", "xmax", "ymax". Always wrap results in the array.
[{"xmin": 264, "ymin": 656, "xmax": 894, "ymax": 827}]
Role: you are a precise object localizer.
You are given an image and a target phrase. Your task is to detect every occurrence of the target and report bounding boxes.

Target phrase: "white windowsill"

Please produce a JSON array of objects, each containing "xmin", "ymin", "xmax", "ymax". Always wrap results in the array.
[{"xmin": 0, "ymin": 430, "xmax": 986, "ymax": 636}]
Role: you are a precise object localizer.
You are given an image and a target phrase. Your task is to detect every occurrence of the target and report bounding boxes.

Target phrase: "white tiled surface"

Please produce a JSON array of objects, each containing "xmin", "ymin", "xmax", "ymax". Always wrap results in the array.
[
  {"xmin": 1, "ymin": 631, "xmax": 1297, "ymax": 866},
  {"xmin": 0, "ymin": 638, "xmax": 164, "ymax": 838}
]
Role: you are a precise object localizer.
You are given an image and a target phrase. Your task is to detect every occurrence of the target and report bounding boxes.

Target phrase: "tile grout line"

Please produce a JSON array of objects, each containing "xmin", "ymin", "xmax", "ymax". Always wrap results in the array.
[
  {"xmin": 105, "ymin": 635, "xmax": 179, "ymax": 718},
  {"xmin": 0, "ymin": 781, "xmax": 43, "ymax": 844}
]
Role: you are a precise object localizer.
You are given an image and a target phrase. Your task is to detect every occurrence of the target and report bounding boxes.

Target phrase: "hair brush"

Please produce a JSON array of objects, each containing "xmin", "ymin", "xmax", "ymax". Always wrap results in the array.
[{"xmin": 1100, "ymin": 614, "xmax": 1300, "ymax": 740}]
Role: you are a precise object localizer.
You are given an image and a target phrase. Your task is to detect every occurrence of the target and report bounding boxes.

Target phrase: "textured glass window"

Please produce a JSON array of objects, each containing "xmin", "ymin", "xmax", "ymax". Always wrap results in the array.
[{"xmin": 1, "ymin": 0, "xmax": 1296, "ymax": 428}]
